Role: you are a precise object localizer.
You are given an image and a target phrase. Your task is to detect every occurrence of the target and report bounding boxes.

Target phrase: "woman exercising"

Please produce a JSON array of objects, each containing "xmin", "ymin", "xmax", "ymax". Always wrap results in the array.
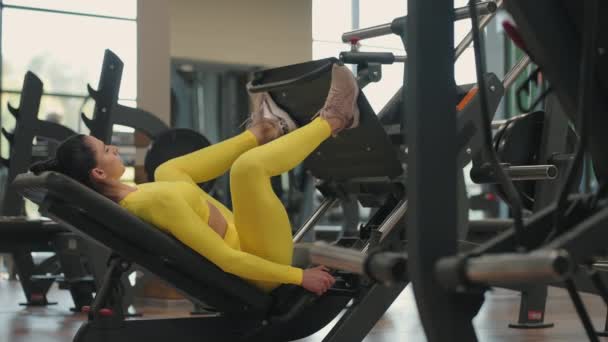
[{"xmin": 30, "ymin": 65, "xmax": 359, "ymax": 296}]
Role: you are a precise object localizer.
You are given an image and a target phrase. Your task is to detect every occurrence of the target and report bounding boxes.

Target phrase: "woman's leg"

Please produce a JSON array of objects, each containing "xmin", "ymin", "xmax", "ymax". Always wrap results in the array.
[
  {"xmin": 155, "ymin": 131, "xmax": 259, "ymax": 185},
  {"xmin": 230, "ymin": 118, "xmax": 332, "ymax": 266},
  {"xmin": 154, "ymin": 94, "xmax": 281, "ymax": 185},
  {"xmin": 230, "ymin": 65, "xmax": 359, "ymax": 290}
]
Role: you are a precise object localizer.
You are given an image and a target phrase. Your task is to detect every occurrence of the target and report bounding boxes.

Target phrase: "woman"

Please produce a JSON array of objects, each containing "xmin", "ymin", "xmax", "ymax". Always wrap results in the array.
[{"xmin": 31, "ymin": 65, "xmax": 359, "ymax": 296}]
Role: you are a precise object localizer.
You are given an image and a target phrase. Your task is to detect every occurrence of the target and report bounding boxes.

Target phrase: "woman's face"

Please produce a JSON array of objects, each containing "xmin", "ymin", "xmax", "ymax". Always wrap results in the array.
[{"xmin": 85, "ymin": 135, "xmax": 125, "ymax": 182}]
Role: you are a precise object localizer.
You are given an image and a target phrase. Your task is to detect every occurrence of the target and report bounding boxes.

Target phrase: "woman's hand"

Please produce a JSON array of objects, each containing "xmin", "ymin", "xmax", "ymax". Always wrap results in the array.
[{"xmin": 301, "ymin": 265, "xmax": 336, "ymax": 296}]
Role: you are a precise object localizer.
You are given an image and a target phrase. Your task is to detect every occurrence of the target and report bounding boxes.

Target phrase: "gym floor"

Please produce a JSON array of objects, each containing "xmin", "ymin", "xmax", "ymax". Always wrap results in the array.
[{"xmin": 1, "ymin": 280, "xmax": 606, "ymax": 341}]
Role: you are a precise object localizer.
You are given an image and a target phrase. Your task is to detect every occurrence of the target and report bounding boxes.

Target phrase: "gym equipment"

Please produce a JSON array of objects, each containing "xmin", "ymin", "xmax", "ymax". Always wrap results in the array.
[
  {"xmin": 473, "ymin": 109, "xmax": 575, "ymax": 211},
  {"xmin": 0, "ymin": 72, "xmax": 102, "ymax": 311},
  {"xmin": 402, "ymin": 0, "xmax": 608, "ymax": 341},
  {"xmin": 81, "ymin": 51, "xmax": 168, "ymax": 143},
  {"xmin": 84, "ymin": 49, "xmax": 217, "ymax": 193},
  {"xmin": 14, "ymin": 57, "xmax": 411, "ymax": 341},
  {"xmin": 300, "ymin": 0, "xmax": 588, "ymax": 340}
]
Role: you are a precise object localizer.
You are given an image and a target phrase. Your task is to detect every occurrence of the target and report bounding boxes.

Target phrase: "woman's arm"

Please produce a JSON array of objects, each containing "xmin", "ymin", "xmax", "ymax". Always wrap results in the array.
[{"xmin": 154, "ymin": 131, "xmax": 258, "ymax": 184}]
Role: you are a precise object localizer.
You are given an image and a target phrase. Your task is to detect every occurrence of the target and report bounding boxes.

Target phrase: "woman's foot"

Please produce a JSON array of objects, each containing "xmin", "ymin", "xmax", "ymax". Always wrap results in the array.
[
  {"xmin": 246, "ymin": 92, "xmax": 298, "ymax": 144},
  {"xmin": 316, "ymin": 64, "xmax": 360, "ymax": 135}
]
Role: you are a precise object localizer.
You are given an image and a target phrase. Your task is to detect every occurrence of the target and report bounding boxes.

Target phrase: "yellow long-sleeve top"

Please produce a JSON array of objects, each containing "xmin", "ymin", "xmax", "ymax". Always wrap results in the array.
[{"xmin": 118, "ymin": 131, "xmax": 303, "ymax": 290}]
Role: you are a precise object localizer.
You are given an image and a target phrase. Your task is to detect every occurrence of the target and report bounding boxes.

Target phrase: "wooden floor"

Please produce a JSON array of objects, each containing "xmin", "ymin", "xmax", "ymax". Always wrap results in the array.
[{"xmin": 1, "ymin": 279, "xmax": 608, "ymax": 341}]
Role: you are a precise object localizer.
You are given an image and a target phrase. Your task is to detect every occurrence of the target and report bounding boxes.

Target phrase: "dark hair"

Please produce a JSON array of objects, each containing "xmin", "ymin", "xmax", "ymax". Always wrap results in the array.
[{"xmin": 29, "ymin": 134, "xmax": 98, "ymax": 189}]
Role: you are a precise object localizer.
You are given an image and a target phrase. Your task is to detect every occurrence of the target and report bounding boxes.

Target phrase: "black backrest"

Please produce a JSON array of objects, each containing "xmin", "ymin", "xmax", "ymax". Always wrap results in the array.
[{"xmin": 12, "ymin": 172, "xmax": 273, "ymax": 314}]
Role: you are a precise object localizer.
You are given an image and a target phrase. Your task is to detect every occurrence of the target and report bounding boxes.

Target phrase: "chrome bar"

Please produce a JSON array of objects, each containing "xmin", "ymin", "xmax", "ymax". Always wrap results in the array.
[
  {"xmin": 362, "ymin": 200, "xmax": 408, "ymax": 253},
  {"xmin": 293, "ymin": 198, "xmax": 338, "ymax": 243},
  {"xmin": 505, "ymin": 165, "xmax": 558, "ymax": 181},
  {"xmin": 491, "ymin": 119, "xmax": 508, "ymax": 129},
  {"xmin": 342, "ymin": 23, "xmax": 392, "ymax": 43},
  {"xmin": 378, "ymin": 200, "xmax": 408, "ymax": 241},
  {"xmin": 471, "ymin": 165, "xmax": 558, "ymax": 183},
  {"xmin": 342, "ymin": 1, "xmax": 498, "ymax": 43},
  {"xmin": 465, "ymin": 250, "xmax": 574, "ymax": 285},
  {"xmin": 503, "ymin": 55, "xmax": 532, "ymax": 89},
  {"xmin": 305, "ymin": 242, "xmax": 366, "ymax": 274},
  {"xmin": 454, "ymin": 0, "xmax": 503, "ymax": 60},
  {"xmin": 296, "ymin": 242, "xmax": 408, "ymax": 284}
]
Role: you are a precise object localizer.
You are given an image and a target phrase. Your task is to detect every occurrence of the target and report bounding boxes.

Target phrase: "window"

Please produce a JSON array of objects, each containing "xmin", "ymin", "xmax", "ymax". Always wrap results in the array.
[
  {"xmin": 312, "ymin": 0, "xmax": 480, "ymax": 113},
  {"xmin": 1, "ymin": 1, "xmax": 137, "ymax": 157},
  {"xmin": 0, "ymin": 1, "xmax": 138, "ymax": 216}
]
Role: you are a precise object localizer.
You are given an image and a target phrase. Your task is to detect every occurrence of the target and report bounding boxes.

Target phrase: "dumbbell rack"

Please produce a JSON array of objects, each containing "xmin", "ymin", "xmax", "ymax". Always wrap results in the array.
[
  {"xmin": 82, "ymin": 49, "xmax": 169, "ymax": 142},
  {"xmin": 0, "ymin": 72, "xmax": 97, "ymax": 310}
]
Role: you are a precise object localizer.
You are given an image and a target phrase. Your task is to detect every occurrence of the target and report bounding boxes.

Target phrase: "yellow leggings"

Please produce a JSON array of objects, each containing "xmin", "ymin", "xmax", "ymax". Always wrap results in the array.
[{"xmin": 230, "ymin": 118, "xmax": 331, "ymax": 268}]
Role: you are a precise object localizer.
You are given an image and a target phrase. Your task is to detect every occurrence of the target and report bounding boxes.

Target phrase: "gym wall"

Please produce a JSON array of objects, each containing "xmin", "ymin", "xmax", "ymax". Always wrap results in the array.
[
  {"xmin": 169, "ymin": 0, "xmax": 313, "ymax": 67},
  {"xmin": 138, "ymin": 0, "xmax": 171, "ymax": 126}
]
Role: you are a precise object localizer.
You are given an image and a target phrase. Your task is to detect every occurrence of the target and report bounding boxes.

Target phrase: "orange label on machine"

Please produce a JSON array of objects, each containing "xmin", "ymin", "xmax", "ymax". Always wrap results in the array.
[{"xmin": 456, "ymin": 87, "xmax": 478, "ymax": 111}]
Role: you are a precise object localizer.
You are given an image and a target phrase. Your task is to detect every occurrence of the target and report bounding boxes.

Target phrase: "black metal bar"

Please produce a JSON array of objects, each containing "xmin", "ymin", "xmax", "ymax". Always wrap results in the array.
[
  {"xmin": 293, "ymin": 198, "xmax": 337, "ymax": 243},
  {"xmin": 339, "ymin": 52, "xmax": 396, "ymax": 65},
  {"xmin": 454, "ymin": 0, "xmax": 502, "ymax": 60},
  {"xmin": 1, "ymin": 88, "xmax": 137, "ymax": 102},
  {"xmin": 3, "ymin": 89, "xmax": 87, "ymax": 98},
  {"xmin": 322, "ymin": 282, "xmax": 406, "ymax": 342},
  {"xmin": 406, "ymin": 0, "xmax": 476, "ymax": 340},
  {"xmin": 511, "ymin": 94, "xmax": 571, "ymax": 328},
  {"xmin": 84, "ymin": 49, "xmax": 123, "ymax": 143},
  {"xmin": 470, "ymin": 0, "xmax": 526, "ymax": 248},
  {"xmin": 565, "ymin": 279, "xmax": 600, "ymax": 342},
  {"xmin": 544, "ymin": 205, "xmax": 608, "ymax": 264},
  {"xmin": 470, "ymin": 164, "xmax": 557, "ymax": 183},
  {"xmin": 112, "ymin": 104, "xmax": 169, "ymax": 138},
  {"xmin": 552, "ymin": 0, "xmax": 600, "ymax": 235},
  {"xmin": 468, "ymin": 219, "xmax": 513, "ymax": 233},
  {"xmin": 589, "ymin": 270, "xmax": 608, "ymax": 306}
]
